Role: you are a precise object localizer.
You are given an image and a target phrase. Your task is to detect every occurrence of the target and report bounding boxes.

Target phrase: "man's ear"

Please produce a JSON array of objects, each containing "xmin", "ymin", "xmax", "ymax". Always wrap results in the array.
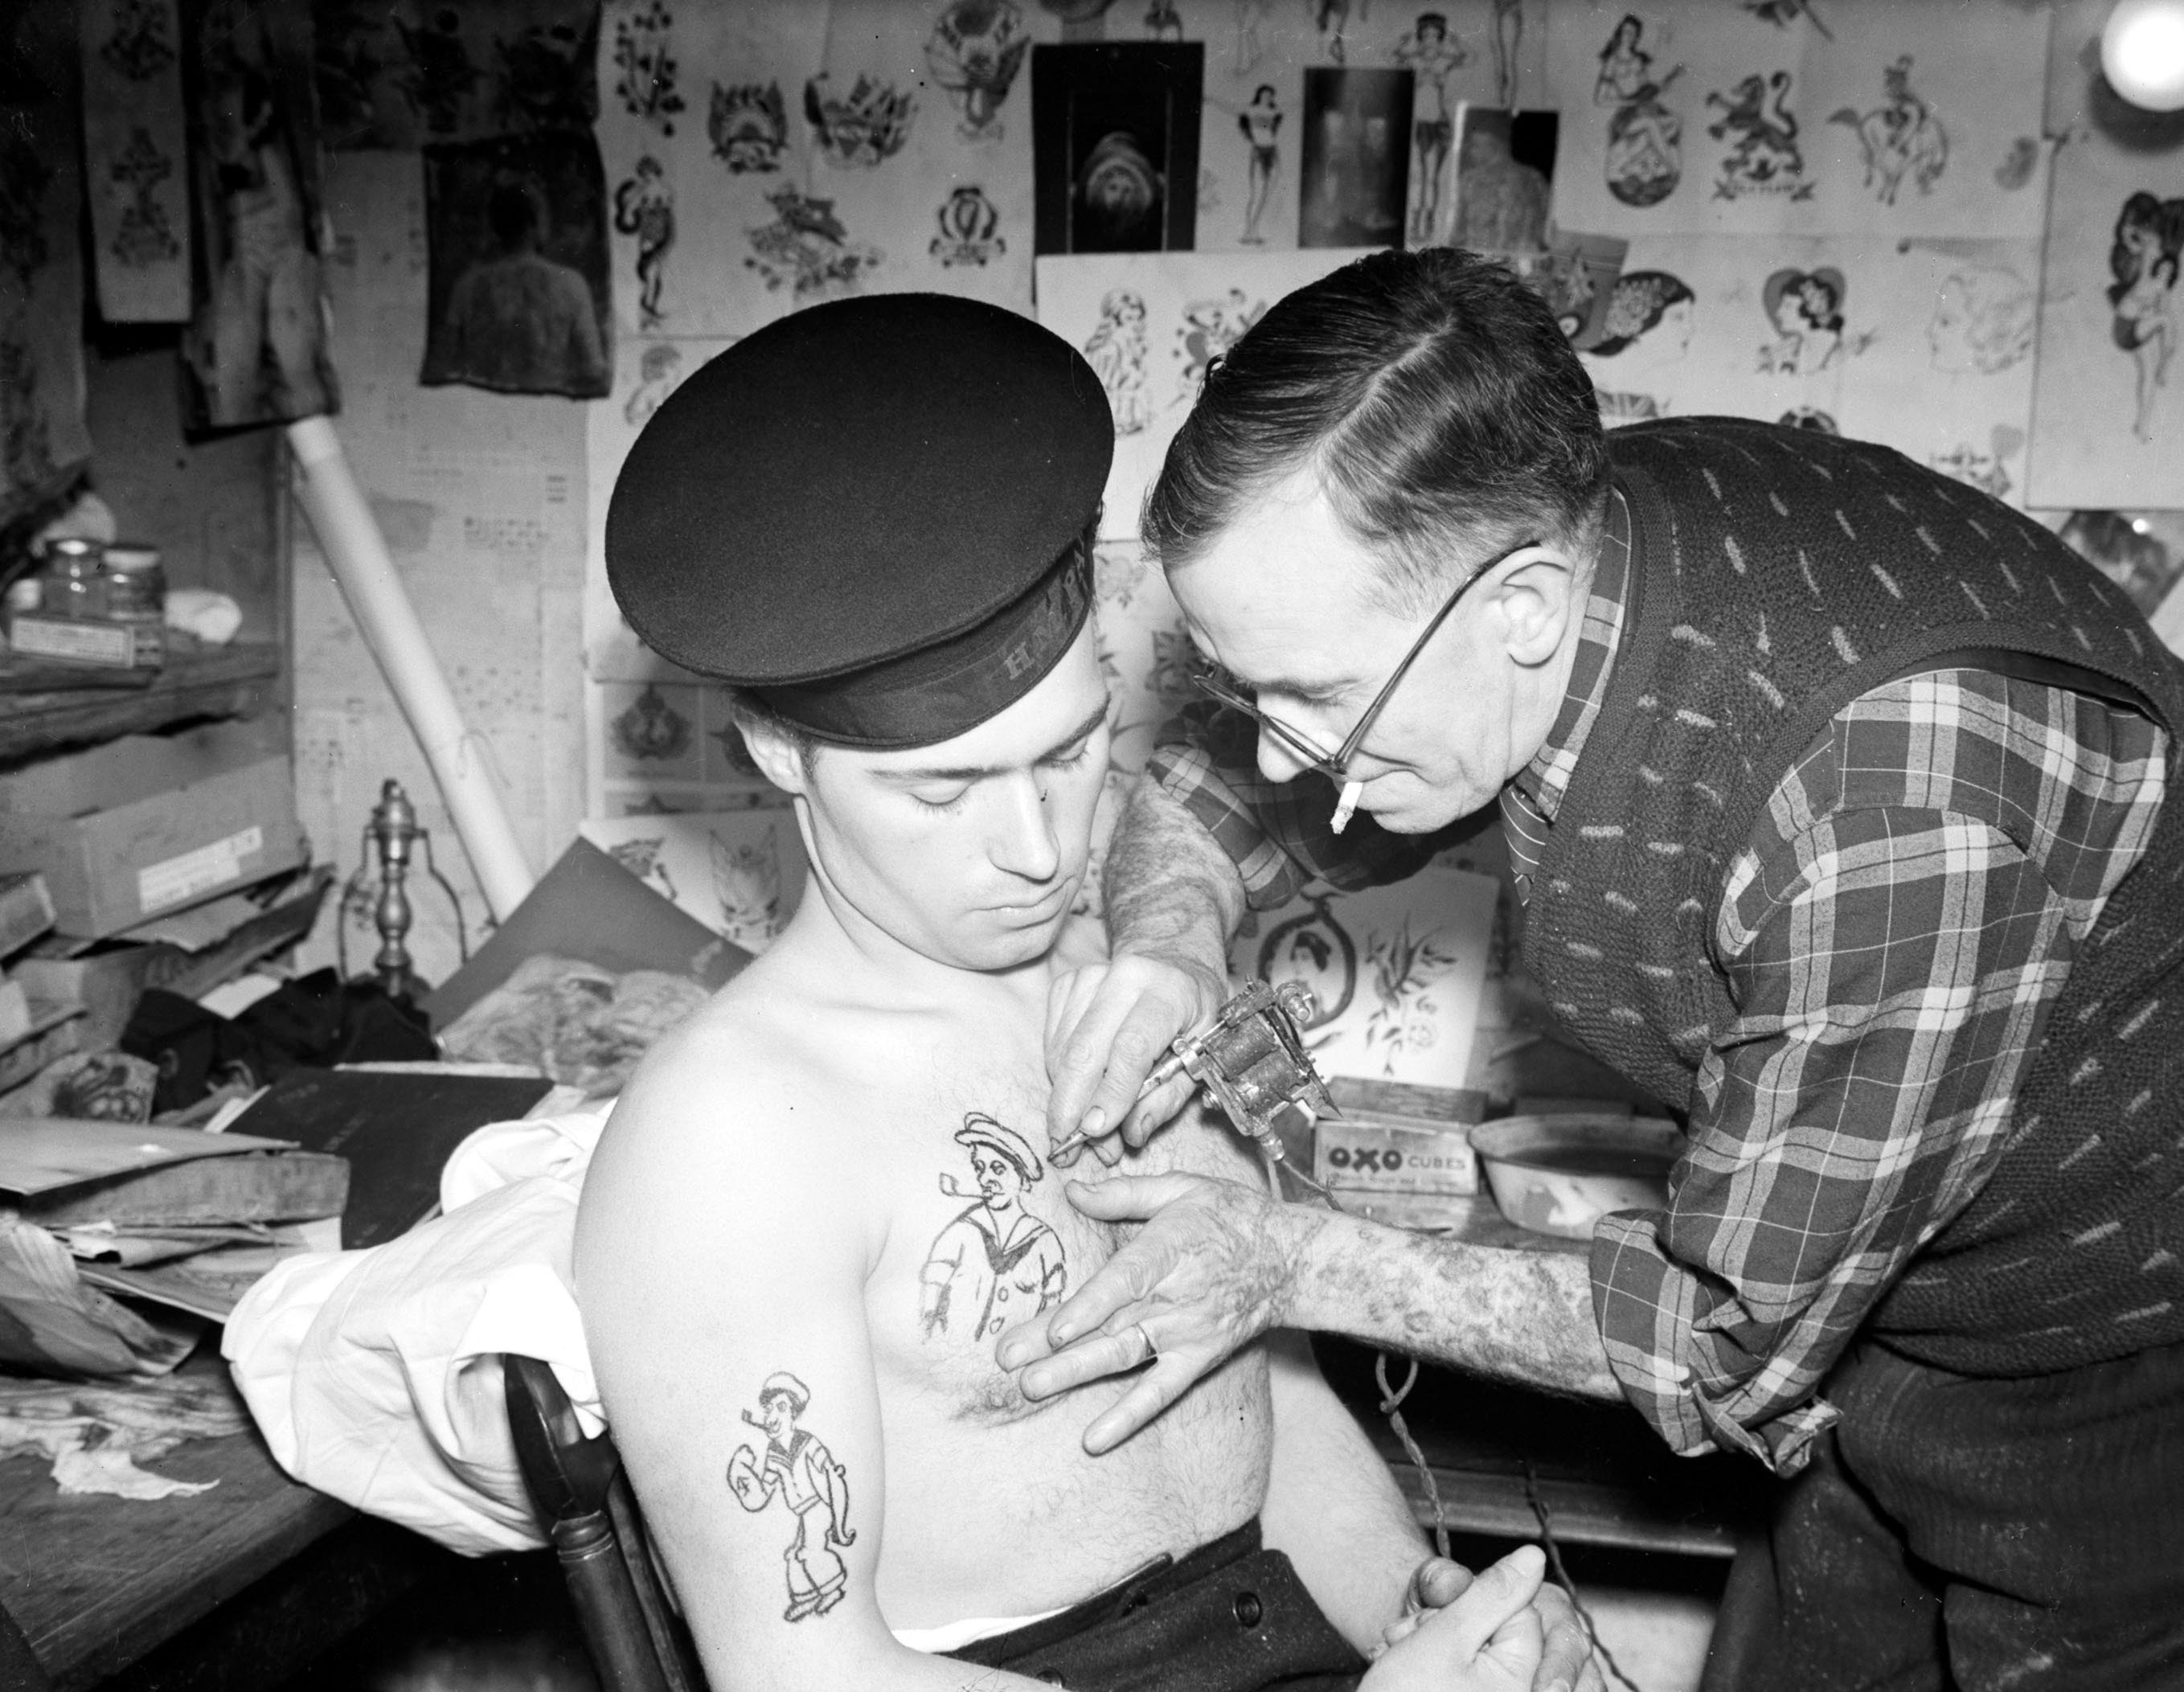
[
  {"xmin": 733, "ymin": 706, "xmax": 812, "ymax": 795},
  {"xmin": 1487, "ymin": 547, "xmax": 1584, "ymax": 669}
]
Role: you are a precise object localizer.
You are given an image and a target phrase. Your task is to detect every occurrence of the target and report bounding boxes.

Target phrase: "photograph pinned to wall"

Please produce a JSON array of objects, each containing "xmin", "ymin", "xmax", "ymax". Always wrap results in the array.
[
  {"xmin": 1031, "ymin": 42, "xmax": 1203, "ymax": 253},
  {"xmin": 1299, "ymin": 66, "xmax": 1412, "ymax": 247},
  {"xmin": 583, "ymin": 810, "xmax": 808, "ymax": 956},
  {"xmin": 1235, "ymin": 862, "xmax": 1498, "ymax": 1088},
  {"xmin": 81, "ymin": 0, "xmax": 193, "ymax": 321},
  {"xmin": 1035, "ymin": 247, "xmax": 1375, "ymax": 537},
  {"xmin": 179, "ymin": 0, "xmax": 340, "ymax": 432},
  {"xmin": 1546, "ymin": 0, "xmax": 2051, "ymax": 239},
  {"xmin": 420, "ymin": 131, "xmax": 613, "ymax": 398},
  {"xmin": 2026, "ymin": 115, "xmax": 2184, "ymax": 507},
  {"xmin": 1612, "ymin": 233, "xmax": 2039, "ymax": 506},
  {"xmin": 0, "ymin": 2, "xmax": 93, "ymax": 526},
  {"xmin": 2051, "ymin": 510, "xmax": 2184, "ymax": 624},
  {"xmin": 1442, "ymin": 104, "xmax": 1555, "ymax": 254},
  {"xmin": 312, "ymin": 0, "xmax": 599, "ymax": 151},
  {"xmin": 1396, "ymin": 11, "xmax": 1469, "ymax": 242}
]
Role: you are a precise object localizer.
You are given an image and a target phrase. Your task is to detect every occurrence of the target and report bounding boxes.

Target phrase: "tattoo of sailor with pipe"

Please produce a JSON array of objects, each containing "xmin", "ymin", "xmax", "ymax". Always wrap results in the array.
[
  {"xmin": 727, "ymin": 1373, "xmax": 857, "ymax": 1620},
  {"xmin": 920, "ymin": 1115, "xmax": 1067, "ymax": 1342}
]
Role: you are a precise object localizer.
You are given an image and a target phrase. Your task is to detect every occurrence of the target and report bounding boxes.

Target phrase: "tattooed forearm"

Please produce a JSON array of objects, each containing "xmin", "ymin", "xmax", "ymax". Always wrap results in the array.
[
  {"xmin": 726, "ymin": 1372, "xmax": 858, "ymax": 1621},
  {"xmin": 1289, "ymin": 1213, "xmax": 1619, "ymax": 1399}
]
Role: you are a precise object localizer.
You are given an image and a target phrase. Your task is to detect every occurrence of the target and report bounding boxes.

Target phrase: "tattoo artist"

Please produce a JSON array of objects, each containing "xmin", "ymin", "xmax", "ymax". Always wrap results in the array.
[{"xmin": 1004, "ymin": 248, "xmax": 2184, "ymax": 1689}]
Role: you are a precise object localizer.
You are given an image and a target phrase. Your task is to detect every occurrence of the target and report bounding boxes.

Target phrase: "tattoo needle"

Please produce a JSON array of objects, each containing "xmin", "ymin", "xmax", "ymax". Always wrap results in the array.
[
  {"xmin": 1330, "ymin": 779, "xmax": 1364, "ymax": 834},
  {"xmin": 1049, "ymin": 1048, "xmax": 1191, "ymax": 1167}
]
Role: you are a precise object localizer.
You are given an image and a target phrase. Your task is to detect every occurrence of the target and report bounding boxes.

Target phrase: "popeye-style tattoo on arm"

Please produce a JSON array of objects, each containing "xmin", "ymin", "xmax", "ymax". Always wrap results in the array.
[
  {"xmin": 919, "ymin": 1114, "xmax": 1068, "ymax": 1342},
  {"xmin": 726, "ymin": 1373, "xmax": 857, "ymax": 1622}
]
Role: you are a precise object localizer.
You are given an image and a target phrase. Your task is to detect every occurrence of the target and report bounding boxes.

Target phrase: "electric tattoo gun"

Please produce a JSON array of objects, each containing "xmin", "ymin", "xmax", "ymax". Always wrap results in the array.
[{"xmin": 1051, "ymin": 978, "xmax": 1338, "ymax": 1196}]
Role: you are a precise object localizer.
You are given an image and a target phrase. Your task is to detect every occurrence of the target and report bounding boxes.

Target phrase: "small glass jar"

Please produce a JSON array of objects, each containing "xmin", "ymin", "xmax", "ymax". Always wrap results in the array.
[
  {"xmin": 100, "ymin": 542, "xmax": 167, "ymax": 625},
  {"xmin": 44, "ymin": 537, "xmax": 104, "ymax": 619}
]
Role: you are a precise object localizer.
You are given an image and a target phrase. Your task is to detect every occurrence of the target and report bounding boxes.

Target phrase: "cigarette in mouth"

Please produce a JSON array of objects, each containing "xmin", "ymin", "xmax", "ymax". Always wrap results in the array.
[{"xmin": 1331, "ymin": 780, "xmax": 1363, "ymax": 834}]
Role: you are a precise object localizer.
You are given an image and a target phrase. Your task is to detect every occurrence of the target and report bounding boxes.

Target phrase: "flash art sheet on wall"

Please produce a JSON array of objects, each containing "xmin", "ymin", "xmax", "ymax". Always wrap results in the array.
[
  {"xmin": 1581, "ymin": 233, "xmax": 2040, "ymax": 506},
  {"xmin": 1547, "ymin": 0, "xmax": 2051, "ymax": 240},
  {"xmin": 1234, "ymin": 861, "xmax": 1498, "ymax": 1090},
  {"xmin": 80, "ymin": 0, "xmax": 193, "ymax": 322},
  {"xmin": 2024, "ymin": 0, "xmax": 2184, "ymax": 510},
  {"xmin": 582, "ymin": 810, "xmax": 809, "ymax": 954},
  {"xmin": 1035, "ymin": 248, "xmax": 1376, "ymax": 540}
]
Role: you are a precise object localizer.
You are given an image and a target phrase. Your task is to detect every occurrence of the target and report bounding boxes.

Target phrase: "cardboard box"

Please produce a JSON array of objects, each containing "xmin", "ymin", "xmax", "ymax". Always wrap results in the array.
[
  {"xmin": 1315, "ymin": 1080, "xmax": 1486, "ymax": 1199},
  {"xmin": 0, "ymin": 723, "xmax": 309, "ymax": 940}
]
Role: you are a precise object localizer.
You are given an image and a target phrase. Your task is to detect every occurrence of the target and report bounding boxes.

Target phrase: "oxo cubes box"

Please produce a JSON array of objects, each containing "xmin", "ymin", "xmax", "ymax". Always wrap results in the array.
[{"xmin": 0, "ymin": 722, "xmax": 308, "ymax": 940}]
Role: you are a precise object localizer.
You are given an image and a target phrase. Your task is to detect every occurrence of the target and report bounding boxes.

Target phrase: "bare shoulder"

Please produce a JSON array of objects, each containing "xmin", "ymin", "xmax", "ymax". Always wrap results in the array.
[{"xmin": 578, "ymin": 961, "xmax": 858, "ymax": 1258}]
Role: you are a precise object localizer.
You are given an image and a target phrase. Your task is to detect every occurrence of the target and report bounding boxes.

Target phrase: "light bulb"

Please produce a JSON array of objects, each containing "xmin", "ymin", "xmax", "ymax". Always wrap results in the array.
[{"xmin": 2103, "ymin": 0, "xmax": 2184, "ymax": 112}]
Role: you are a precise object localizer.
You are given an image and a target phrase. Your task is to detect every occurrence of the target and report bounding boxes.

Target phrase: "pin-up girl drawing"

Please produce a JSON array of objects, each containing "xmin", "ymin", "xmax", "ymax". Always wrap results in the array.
[
  {"xmin": 2109, "ymin": 192, "xmax": 2184, "ymax": 444},
  {"xmin": 1759, "ymin": 265, "xmax": 1853, "ymax": 378},
  {"xmin": 1595, "ymin": 14, "xmax": 1684, "ymax": 209},
  {"xmin": 1582, "ymin": 269, "xmax": 1694, "ymax": 425}
]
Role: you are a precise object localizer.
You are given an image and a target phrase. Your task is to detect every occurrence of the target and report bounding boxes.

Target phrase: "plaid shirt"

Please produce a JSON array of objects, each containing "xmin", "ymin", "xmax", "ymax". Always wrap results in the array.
[{"xmin": 1147, "ymin": 490, "xmax": 2170, "ymax": 1473}]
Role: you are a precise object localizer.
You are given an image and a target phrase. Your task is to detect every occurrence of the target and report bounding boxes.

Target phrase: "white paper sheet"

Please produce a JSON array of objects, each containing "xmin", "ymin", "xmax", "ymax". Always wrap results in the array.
[
  {"xmin": 1034, "ymin": 247, "xmax": 1378, "ymax": 538},
  {"xmin": 1582, "ymin": 232, "xmax": 2040, "ymax": 506},
  {"xmin": 1544, "ymin": 0, "xmax": 2052, "ymax": 238}
]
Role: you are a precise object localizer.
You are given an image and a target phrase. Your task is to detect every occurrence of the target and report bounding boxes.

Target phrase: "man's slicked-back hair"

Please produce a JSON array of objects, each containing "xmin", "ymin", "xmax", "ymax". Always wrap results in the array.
[{"xmin": 1143, "ymin": 248, "xmax": 1611, "ymax": 608}]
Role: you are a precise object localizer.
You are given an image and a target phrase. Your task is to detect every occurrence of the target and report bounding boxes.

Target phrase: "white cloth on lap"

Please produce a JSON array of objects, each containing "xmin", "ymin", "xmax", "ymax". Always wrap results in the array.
[{"xmin": 221, "ymin": 1104, "xmax": 612, "ymax": 1556}]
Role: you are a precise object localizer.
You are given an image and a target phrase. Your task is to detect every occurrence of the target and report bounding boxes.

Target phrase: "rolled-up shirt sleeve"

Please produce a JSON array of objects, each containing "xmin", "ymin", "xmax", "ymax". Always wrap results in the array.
[
  {"xmin": 1145, "ymin": 701, "xmax": 1457, "ymax": 910},
  {"xmin": 1592, "ymin": 807, "xmax": 2084, "ymax": 1474}
]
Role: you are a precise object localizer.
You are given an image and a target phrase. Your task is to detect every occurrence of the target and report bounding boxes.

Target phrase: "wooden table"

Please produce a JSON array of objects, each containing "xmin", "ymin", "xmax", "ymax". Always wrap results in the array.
[{"xmin": 0, "ymin": 1360, "xmax": 446, "ymax": 1692}]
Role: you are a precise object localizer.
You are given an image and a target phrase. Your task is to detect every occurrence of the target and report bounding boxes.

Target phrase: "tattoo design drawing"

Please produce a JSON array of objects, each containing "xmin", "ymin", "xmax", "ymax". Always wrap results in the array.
[
  {"xmin": 920, "ymin": 1116, "xmax": 1066, "ymax": 1343},
  {"xmin": 1082, "ymin": 289, "xmax": 1152, "ymax": 434},
  {"xmin": 1594, "ymin": 14, "xmax": 1683, "ymax": 209},
  {"xmin": 612, "ymin": 0, "xmax": 684, "ymax": 136},
  {"xmin": 727, "ymin": 1373, "xmax": 856, "ymax": 1622},
  {"xmin": 109, "ymin": 129, "xmax": 182, "ymax": 267},
  {"xmin": 1758, "ymin": 266, "xmax": 1871, "ymax": 377},
  {"xmin": 710, "ymin": 80, "xmax": 789, "ymax": 174},
  {"xmin": 1706, "ymin": 70, "xmax": 1810, "ymax": 202},
  {"xmin": 1927, "ymin": 266, "xmax": 2034, "ymax": 376},
  {"xmin": 1313, "ymin": 0, "xmax": 1354, "ymax": 65},
  {"xmin": 804, "ymin": 74, "xmax": 917, "ymax": 169},
  {"xmin": 1175, "ymin": 288, "xmax": 1264, "ymax": 407},
  {"xmin": 1396, "ymin": 13, "xmax": 1466, "ymax": 244},
  {"xmin": 1829, "ymin": 55, "xmax": 1945, "ymax": 207},
  {"xmin": 623, "ymin": 342, "xmax": 684, "ymax": 427},
  {"xmin": 1740, "ymin": 0, "xmax": 1830, "ymax": 37},
  {"xmin": 711, "ymin": 825, "xmax": 789, "ymax": 951},
  {"xmin": 2109, "ymin": 193, "xmax": 2183, "ymax": 445},
  {"xmin": 1585, "ymin": 268, "xmax": 1694, "ymax": 428},
  {"xmin": 1144, "ymin": 0, "xmax": 1185, "ymax": 41},
  {"xmin": 1994, "ymin": 136, "xmax": 2037, "ymax": 192},
  {"xmin": 613, "ymin": 156, "xmax": 674, "ymax": 326},
  {"xmin": 607, "ymin": 834, "xmax": 676, "ymax": 901},
  {"xmin": 931, "ymin": 185, "xmax": 1006, "ymax": 268},
  {"xmin": 1928, "ymin": 426, "xmax": 2023, "ymax": 503},
  {"xmin": 1779, "ymin": 405, "xmax": 1837, "ymax": 434},
  {"xmin": 1362, "ymin": 918, "xmax": 1460, "ymax": 1074},
  {"xmin": 100, "ymin": 0, "xmax": 178, "ymax": 80},
  {"xmin": 1231, "ymin": 0, "xmax": 1266, "ymax": 76},
  {"xmin": 1259, "ymin": 899, "xmax": 1358, "ymax": 1028},
  {"xmin": 744, "ymin": 187, "xmax": 885, "ymax": 299},
  {"xmin": 1236, "ymin": 84, "xmax": 1283, "ymax": 244},
  {"xmin": 926, "ymin": 0, "xmax": 1031, "ymax": 142},
  {"xmin": 612, "ymin": 683, "xmax": 694, "ymax": 763}
]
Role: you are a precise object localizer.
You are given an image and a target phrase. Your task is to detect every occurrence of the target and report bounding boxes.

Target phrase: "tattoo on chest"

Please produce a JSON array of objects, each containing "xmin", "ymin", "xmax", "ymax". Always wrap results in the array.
[
  {"xmin": 726, "ymin": 1372, "xmax": 858, "ymax": 1622},
  {"xmin": 918, "ymin": 1113, "xmax": 1069, "ymax": 1344}
]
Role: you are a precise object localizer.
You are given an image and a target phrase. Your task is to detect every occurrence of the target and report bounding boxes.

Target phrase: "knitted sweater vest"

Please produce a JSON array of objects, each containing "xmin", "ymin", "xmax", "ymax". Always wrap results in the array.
[{"xmin": 1524, "ymin": 416, "xmax": 2184, "ymax": 1377}]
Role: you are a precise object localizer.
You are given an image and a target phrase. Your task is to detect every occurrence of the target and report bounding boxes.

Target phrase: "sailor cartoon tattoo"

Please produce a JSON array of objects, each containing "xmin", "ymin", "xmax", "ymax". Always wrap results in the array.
[
  {"xmin": 727, "ymin": 1373, "xmax": 857, "ymax": 1621},
  {"xmin": 920, "ymin": 1115, "xmax": 1067, "ymax": 1342}
]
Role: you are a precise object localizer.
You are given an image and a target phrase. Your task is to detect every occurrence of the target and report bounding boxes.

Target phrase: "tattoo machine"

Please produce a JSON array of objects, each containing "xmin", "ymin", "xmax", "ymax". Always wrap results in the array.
[{"xmin": 1051, "ymin": 979, "xmax": 1339, "ymax": 1196}]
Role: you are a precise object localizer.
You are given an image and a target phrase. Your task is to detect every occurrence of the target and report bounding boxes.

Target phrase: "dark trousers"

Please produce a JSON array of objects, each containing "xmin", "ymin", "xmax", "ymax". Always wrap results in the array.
[
  {"xmin": 946, "ymin": 1518, "xmax": 1366, "ymax": 1692},
  {"xmin": 1701, "ymin": 1335, "xmax": 2184, "ymax": 1690}
]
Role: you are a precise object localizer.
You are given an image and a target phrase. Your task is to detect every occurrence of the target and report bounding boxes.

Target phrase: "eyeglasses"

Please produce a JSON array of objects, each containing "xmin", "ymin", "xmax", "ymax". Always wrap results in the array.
[{"xmin": 1189, "ymin": 537, "xmax": 1541, "ymax": 833}]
